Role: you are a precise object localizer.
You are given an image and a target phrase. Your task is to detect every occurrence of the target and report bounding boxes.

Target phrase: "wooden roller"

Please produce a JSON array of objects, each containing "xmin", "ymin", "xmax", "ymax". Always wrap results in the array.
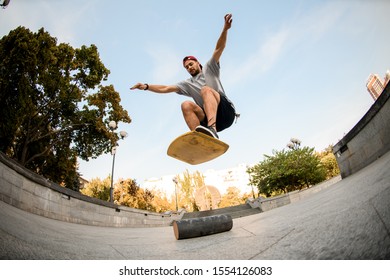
[{"xmin": 173, "ymin": 214, "xmax": 233, "ymax": 240}]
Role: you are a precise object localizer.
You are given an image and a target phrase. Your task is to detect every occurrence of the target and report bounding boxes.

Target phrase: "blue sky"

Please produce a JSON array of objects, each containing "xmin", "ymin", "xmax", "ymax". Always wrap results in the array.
[{"xmin": 1, "ymin": 0, "xmax": 389, "ymax": 186}]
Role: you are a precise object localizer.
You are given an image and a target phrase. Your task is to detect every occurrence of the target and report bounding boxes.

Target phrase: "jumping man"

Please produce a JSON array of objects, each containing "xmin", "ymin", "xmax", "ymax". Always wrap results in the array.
[{"xmin": 130, "ymin": 14, "xmax": 237, "ymax": 139}]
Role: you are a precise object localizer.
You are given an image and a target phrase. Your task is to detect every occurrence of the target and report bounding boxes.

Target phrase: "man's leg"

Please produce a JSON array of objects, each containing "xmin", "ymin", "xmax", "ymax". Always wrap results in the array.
[
  {"xmin": 200, "ymin": 86, "xmax": 220, "ymax": 129},
  {"xmin": 181, "ymin": 101, "xmax": 205, "ymax": 131}
]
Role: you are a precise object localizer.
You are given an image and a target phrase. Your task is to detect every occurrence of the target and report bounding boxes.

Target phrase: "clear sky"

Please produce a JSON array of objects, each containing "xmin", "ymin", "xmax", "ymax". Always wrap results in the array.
[{"xmin": 1, "ymin": 0, "xmax": 389, "ymax": 187}]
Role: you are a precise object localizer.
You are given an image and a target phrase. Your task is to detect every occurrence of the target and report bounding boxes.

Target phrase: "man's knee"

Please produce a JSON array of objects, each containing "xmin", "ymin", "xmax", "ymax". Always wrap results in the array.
[
  {"xmin": 181, "ymin": 100, "xmax": 195, "ymax": 113},
  {"xmin": 201, "ymin": 86, "xmax": 220, "ymax": 102},
  {"xmin": 200, "ymin": 86, "xmax": 213, "ymax": 97}
]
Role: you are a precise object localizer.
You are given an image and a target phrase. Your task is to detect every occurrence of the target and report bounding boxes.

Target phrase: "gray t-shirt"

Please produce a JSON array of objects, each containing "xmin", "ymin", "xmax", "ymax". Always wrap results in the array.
[{"xmin": 176, "ymin": 58, "xmax": 227, "ymax": 108}]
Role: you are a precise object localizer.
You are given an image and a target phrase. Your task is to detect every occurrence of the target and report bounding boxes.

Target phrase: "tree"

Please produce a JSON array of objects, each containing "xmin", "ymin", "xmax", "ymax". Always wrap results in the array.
[
  {"xmin": 176, "ymin": 170, "xmax": 205, "ymax": 212},
  {"xmin": 150, "ymin": 189, "xmax": 175, "ymax": 213},
  {"xmin": 114, "ymin": 178, "xmax": 155, "ymax": 211},
  {"xmin": 80, "ymin": 176, "xmax": 111, "ymax": 201},
  {"xmin": 218, "ymin": 186, "xmax": 248, "ymax": 208},
  {"xmin": 247, "ymin": 138, "xmax": 327, "ymax": 197},
  {"xmin": 82, "ymin": 177, "xmax": 168, "ymax": 212},
  {"xmin": 0, "ymin": 27, "xmax": 131, "ymax": 190},
  {"xmin": 317, "ymin": 145, "xmax": 340, "ymax": 179}
]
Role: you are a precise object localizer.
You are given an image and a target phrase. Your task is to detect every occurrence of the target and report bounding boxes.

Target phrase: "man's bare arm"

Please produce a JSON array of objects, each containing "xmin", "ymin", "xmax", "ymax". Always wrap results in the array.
[
  {"xmin": 213, "ymin": 14, "xmax": 233, "ymax": 63},
  {"xmin": 130, "ymin": 83, "xmax": 179, "ymax": 94}
]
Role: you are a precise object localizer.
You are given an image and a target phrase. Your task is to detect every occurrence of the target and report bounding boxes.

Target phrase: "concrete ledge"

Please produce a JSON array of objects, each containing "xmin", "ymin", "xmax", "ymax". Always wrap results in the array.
[
  {"xmin": 333, "ymin": 83, "xmax": 390, "ymax": 178},
  {"xmin": 0, "ymin": 152, "xmax": 176, "ymax": 227},
  {"xmin": 257, "ymin": 175, "xmax": 341, "ymax": 212}
]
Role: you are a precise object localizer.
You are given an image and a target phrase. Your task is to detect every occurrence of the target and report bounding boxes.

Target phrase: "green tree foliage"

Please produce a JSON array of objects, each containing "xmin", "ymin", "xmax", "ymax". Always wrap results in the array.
[
  {"xmin": 247, "ymin": 138, "xmax": 327, "ymax": 197},
  {"xmin": 0, "ymin": 27, "xmax": 131, "ymax": 190}
]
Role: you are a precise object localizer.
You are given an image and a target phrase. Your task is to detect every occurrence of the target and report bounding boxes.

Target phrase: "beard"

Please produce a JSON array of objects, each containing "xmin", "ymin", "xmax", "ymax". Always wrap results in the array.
[{"xmin": 190, "ymin": 68, "xmax": 201, "ymax": 77}]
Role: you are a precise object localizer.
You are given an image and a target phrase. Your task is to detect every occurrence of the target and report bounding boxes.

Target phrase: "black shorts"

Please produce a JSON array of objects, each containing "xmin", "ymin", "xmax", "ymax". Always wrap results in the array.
[{"xmin": 201, "ymin": 95, "xmax": 236, "ymax": 132}]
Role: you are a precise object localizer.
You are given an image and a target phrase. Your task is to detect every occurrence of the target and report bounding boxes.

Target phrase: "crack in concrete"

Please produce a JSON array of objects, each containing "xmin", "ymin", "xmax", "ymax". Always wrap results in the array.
[{"xmin": 248, "ymin": 228, "xmax": 295, "ymax": 260}]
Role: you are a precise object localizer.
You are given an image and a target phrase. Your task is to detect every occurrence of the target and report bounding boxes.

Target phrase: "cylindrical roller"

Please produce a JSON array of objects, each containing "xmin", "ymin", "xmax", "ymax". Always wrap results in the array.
[{"xmin": 173, "ymin": 214, "xmax": 233, "ymax": 240}]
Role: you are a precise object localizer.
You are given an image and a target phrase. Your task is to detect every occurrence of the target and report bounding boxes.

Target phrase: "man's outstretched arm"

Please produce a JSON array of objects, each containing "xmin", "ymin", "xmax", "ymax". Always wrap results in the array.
[
  {"xmin": 130, "ymin": 83, "xmax": 178, "ymax": 94},
  {"xmin": 213, "ymin": 14, "xmax": 233, "ymax": 63}
]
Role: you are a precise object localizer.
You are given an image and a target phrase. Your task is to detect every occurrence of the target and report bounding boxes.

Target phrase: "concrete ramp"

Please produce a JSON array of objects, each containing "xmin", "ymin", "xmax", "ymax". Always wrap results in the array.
[{"xmin": 1, "ymin": 150, "xmax": 389, "ymax": 259}]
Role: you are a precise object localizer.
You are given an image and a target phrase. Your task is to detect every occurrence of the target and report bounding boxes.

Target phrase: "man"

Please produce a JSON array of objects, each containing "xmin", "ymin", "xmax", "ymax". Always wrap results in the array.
[{"xmin": 131, "ymin": 14, "xmax": 237, "ymax": 139}]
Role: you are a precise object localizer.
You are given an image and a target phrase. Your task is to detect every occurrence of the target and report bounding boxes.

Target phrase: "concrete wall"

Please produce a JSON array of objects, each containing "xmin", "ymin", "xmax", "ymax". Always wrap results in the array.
[
  {"xmin": 0, "ymin": 152, "xmax": 179, "ymax": 227},
  {"xmin": 333, "ymin": 83, "xmax": 390, "ymax": 178},
  {"xmin": 256, "ymin": 175, "xmax": 341, "ymax": 212}
]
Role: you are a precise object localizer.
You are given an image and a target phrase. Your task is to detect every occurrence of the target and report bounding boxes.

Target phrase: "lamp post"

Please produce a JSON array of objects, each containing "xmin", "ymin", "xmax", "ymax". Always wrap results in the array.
[
  {"xmin": 109, "ymin": 121, "xmax": 128, "ymax": 203},
  {"xmin": 172, "ymin": 177, "xmax": 179, "ymax": 211}
]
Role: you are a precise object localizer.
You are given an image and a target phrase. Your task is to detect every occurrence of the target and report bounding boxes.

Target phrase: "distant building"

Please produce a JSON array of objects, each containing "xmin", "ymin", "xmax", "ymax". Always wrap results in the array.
[
  {"xmin": 366, "ymin": 74, "xmax": 385, "ymax": 100},
  {"xmin": 202, "ymin": 164, "xmax": 253, "ymax": 195},
  {"xmin": 366, "ymin": 70, "xmax": 390, "ymax": 101},
  {"xmin": 143, "ymin": 175, "xmax": 176, "ymax": 196},
  {"xmin": 142, "ymin": 163, "xmax": 254, "ymax": 197},
  {"xmin": 385, "ymin": 70, "xmax": 390, "ymax": 86}
]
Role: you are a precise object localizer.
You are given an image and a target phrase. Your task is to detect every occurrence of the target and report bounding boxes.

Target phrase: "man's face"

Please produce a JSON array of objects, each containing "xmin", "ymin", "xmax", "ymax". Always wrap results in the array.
[{"xmin": 184, "ymin": 60, "xmax": 201, "ymax": 77}]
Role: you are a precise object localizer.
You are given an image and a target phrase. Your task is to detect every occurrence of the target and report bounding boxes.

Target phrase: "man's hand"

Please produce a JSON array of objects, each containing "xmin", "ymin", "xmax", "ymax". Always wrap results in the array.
[
  {"xmin": 224, "ymin": 14, "xmax": 233, "ymax": 30},
  {"xmin": 130, "ymin": 83, "xmax": 147, "ymax": 90}
]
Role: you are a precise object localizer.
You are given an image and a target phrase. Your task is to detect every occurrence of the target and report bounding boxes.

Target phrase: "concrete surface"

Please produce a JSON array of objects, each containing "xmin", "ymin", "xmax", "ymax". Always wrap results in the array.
[{"xmin": 1, "ymin": 150, "xmax": 389, "ymax": 260}]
